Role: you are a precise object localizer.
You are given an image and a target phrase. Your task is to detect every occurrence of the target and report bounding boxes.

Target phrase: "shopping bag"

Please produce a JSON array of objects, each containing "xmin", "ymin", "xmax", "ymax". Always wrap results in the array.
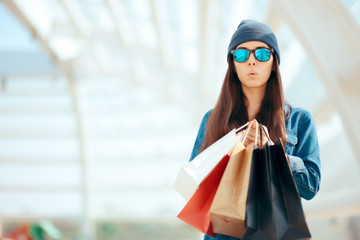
[
  {"xmin": 174, "ymin": 123, "xmax": 249, "ymax": 201},
  {"xmin": 209, "ymin": 144, "xmax": 253, "ymax": 237},
  {"xmin": 242, "ymin": 144, "xmax": 276, "ymax": 240},
  {"xmin": 209, "ymin": 121, "xmax": 258, "ymax": 238},
  {"xmin": 177, "ymin": 154, "xmax": 231, "ymax": 237},
  {"xmin": 242, "ymin": 126, "xmax": 311, "ymax": 240},
  {"xmin": 269, "ymin": 143, "xmax": 311, "ymax": 239}
]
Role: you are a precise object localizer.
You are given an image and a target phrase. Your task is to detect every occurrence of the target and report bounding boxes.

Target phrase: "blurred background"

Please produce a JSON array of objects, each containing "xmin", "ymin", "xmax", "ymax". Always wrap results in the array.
[{"xmin": 0, "ymin": 0, "xmax": 359, "ymax": 239}]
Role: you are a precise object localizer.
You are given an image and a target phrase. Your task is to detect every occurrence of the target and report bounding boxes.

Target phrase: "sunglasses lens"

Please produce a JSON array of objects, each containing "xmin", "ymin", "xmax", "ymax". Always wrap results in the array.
[
  {"xmin": 255, "ymin": 48, "xmax": 271, "ymax": 61},
  {"xmin": 233, "ymin": 49, "xmax": 249, "ymax": 62}
]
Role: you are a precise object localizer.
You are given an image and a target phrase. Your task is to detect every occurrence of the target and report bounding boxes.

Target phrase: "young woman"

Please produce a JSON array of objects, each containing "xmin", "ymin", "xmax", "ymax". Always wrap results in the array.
[{"xmin": 189, "ymin": 19, "xmax": 321, "ymax": 240}]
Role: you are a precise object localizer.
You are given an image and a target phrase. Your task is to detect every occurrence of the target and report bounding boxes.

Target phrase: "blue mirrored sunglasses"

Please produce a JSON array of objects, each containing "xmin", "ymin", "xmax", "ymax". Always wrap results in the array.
[{"xmin": 231, "ymin": 48, "xmax": 274, "ymax": 63}]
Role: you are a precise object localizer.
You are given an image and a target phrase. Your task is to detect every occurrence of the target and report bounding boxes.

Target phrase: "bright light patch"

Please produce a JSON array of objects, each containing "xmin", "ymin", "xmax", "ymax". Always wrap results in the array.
[{"xmin": 49, "ymin": 36, "xmax": 83, "ymax": 60}]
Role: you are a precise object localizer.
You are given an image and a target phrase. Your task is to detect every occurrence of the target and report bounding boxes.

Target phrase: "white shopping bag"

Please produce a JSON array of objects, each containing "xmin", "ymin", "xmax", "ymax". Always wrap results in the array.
[{"xmin": 174, "ymin": 123, "xmax": 249, "ymax": 201}]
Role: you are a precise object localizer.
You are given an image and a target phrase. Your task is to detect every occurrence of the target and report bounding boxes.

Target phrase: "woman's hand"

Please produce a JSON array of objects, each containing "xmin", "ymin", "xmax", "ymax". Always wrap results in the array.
[
  {"xmin": 243, "ymin": 120, "xmax": 259, "ymax": 147},
  {"xmin": 237, "ymin": 120, "xmax": 270, "ymax": 148}
]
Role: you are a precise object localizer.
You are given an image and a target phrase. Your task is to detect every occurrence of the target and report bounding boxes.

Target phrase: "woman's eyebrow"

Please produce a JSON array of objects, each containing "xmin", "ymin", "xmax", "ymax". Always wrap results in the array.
[{"xmin": 235, "ymin": 46, "xmax": 267, "ymax": 50}]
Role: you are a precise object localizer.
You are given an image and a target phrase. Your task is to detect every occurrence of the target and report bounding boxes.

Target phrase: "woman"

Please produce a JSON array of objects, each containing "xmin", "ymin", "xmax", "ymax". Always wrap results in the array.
[{"xmin": 189, "ymin": 19, "xmax": 321, "ymax": 240}]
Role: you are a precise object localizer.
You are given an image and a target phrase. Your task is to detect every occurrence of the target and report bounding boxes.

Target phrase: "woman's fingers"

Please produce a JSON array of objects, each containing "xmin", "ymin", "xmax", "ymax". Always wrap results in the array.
[
  {"xmin": 242, "ymin": 120, "xmax": 258, "ymax": 147},
  {"xmin": 236, "ymin": 130, "xmax": 245, "ymax": 136},
  {"xmin": 256, "ymin": 134, "xmax": 269, "ymax": 147},
  {"xmin": 242, "ymin": 120, "xmax": 271, "ymax": 148}
]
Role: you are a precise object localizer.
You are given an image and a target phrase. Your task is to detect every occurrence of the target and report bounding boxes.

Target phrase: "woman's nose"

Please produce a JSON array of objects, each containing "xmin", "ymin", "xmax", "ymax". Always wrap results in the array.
[{"xmin": 248, "ymin": 52, "xmax": 256, "ymax": 65}]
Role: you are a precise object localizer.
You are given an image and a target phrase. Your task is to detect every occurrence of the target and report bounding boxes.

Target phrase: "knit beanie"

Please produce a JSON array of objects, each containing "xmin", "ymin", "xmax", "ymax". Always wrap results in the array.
[{"xmin": 227, "ymin": 19, "xmax": 280, "ymax": 64}]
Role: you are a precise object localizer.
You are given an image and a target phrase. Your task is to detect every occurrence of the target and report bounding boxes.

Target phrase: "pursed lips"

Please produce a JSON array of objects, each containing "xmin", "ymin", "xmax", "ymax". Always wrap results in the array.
[{"xmin": 248, "ymin": 71, "xmax": 257, "ymax": 77}]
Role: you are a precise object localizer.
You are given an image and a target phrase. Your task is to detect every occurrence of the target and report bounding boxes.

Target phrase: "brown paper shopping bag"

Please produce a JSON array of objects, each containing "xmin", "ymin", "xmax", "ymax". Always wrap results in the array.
[{"xmin": 209, "ymin": 121, "xmax": 258, "ymax": 238}]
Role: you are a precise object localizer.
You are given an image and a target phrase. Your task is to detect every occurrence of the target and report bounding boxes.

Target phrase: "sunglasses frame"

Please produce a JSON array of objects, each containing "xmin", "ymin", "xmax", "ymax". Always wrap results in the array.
[{"xmin": 231, "ymin": 47, "xmax": 274, "ymax": 62}]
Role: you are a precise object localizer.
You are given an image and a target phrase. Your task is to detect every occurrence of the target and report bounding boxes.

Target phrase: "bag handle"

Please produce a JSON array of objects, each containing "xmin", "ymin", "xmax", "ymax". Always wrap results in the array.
[
  {"xmin": 254, "ymin": 121, "xmax": 259, "ymax": 147},
  {"xmin": 258, "ymin": 124, "xmax": 274, "ymax": 147},
  {"xmin": 258, "ymin": 123, "xmax": 263, "ymax": 148},
  {"xmin": 234, "ymin": 120, "xmax": 273, "ymax": 148},
  {"xmin": 235, "ymin": 122, "xmax": 249, "ymax": 135},
  {"xmin": 262, "ymin": 125, "xmax": 271, "ymax": 143}
]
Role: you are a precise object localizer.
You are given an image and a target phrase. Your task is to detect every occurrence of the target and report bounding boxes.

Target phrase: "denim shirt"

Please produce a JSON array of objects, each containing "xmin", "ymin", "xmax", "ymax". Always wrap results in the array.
[{"xmin": 189, "ymin": 106, "xmax": 321, "ymax": 240}]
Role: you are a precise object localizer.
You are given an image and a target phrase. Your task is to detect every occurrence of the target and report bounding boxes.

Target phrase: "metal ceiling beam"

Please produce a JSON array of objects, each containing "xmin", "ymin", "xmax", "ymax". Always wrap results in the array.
[
  {"xmin": 149, "ymin": 0, "xmax": 175, "ymax": 100},
  {"xmin": 57, "ymin": 0, "xmax": 105, "ymax": 74},
  {"xmin": 58, "ymin": 0, "xmax": 91, "ymax": 38},
  {"xmin": 61, "ymin": 61, "xmax": 95, "ymax": 240},
  {"xmin": 273, "ymin": 0, "xmax": 360, "ymax": 169},
  {"xmin": 149, "ymin": 0, "xmax": 174, "ymax": 70},
  {"xmin": 1, "ymin": 76, "xmax": 6, "ymax": 92},
  {"xmin": 104, "ymin": 0, "xmax": 134, "ymax": 49},
  {"xmin": 2, "ymin": 0, "xmax": 60, "ymax": 68},
  {"xmin": 103, "ymin": 0, "xmax": 139, "ymax": 84},
  {"xmin": 197, "ymin": 0, "xmax": 217, "ymax": 115},
  {"xmin": 0, "ymin": 1, "xmax": 100, "ymax": 229},
  {"xmin": 0, "ymin": 9, "xmax": 91, "ymax": 223},
  {"xmin": 263, "ymin": 6, "xmax": 282, "ymax": 34},
  {"xmin": 2, "ymin": 0, "xmax": 94, "ymax": 77},
  {"xmin": 311, "ymin": 97, "xmax": 335, "ymax": 125},
  {"xmin": 198, "ymin": 0, "xmax": 209, "ymax": 96}
]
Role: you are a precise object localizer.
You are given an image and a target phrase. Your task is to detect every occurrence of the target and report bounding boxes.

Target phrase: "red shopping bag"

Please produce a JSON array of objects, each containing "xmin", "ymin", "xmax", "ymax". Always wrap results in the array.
[{"xmin": 177, "ymin": 154, "xmax": 230, "ymax": 237}]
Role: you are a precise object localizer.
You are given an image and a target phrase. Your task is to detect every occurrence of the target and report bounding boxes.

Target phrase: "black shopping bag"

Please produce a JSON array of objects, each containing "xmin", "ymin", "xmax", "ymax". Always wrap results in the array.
[
  {"xmin": 242, "ymin": 146, "xmax": 276, "ymax": 240},
  {"xmin": 242, "ymin": 128, "xmax": 311, "ymax": 240},
  {"xmin": 269, "ymin": 143, "xmax": 311, "ymax": 239}
]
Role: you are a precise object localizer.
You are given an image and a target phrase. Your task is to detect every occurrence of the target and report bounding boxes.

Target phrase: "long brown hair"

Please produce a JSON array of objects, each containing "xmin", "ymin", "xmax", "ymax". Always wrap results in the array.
[{"xmin": 201, "ymin": 54, "xmax": 287, "ymax": 150}]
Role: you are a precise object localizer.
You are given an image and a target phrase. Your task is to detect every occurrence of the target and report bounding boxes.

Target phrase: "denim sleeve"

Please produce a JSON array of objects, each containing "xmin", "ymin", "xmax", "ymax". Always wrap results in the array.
[
  {"xmin": 289, "ymin": 110, "xmax": 321, "ymax": 200},
  {"xmin": 189, "ymin": 110, "xmax": 212, "ymax": 161}
]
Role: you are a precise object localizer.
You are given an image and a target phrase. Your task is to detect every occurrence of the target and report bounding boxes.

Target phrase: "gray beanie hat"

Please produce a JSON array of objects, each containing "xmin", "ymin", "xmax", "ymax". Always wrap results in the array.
[{"xmin": 227, "ymin": 19, "xmax": 280, "ymax": 64}]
